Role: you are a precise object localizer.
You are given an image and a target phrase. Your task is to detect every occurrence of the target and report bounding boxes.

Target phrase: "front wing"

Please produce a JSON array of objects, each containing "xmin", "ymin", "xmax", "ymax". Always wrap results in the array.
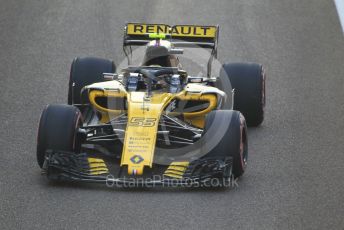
[{"xmin": 42, "ymin": 150, "xmax": 233, "ymax": 187}]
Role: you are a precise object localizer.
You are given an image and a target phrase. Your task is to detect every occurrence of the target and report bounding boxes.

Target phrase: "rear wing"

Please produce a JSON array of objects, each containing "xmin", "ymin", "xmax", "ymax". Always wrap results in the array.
[
  {"xmin": 124, "ymin": 23, "xmax": 219, "ymax": 49},
  {"xmin": 123, "ymin": 23, "xmax": 219, "ymax": 77}
]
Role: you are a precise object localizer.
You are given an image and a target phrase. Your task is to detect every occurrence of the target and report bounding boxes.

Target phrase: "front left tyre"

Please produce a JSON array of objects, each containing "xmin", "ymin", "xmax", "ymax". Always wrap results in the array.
[
  {"xmin": 36, "ymin": 104, "xmax": 82, "ymax": 168},
  {"xmin": 202, "ymin": 110, "xmax": 248, "ymax": 178}
]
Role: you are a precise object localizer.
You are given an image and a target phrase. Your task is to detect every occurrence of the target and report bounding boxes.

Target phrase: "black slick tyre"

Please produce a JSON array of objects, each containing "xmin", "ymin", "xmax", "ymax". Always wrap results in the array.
[
  {"xmin": 36, "ymin": 104, "xmax": 82, "ymax": 168},
  {"xmin": 68, "ymin": 57, "xmax": 116, "ymax": 104},
  {"xmin": 220, "ymin": 63, "xmax": 266, "ymax": 127},
  {"xmin": 202, "ymin": 110, "xmax": 248, "ymax": 178}
]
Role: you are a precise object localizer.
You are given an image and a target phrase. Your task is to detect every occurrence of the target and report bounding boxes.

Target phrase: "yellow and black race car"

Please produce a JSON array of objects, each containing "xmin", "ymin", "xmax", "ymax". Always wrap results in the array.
[{"xmin": 36, "ymin": 23, "xmax": 266, "ymax": 187}]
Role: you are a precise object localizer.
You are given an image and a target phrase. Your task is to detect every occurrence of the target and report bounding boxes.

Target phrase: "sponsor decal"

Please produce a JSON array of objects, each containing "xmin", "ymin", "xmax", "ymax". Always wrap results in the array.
[
  {"xmin": 127, "ymin": 23, "xmax": 217, "ymax": 38},
  {"xmin": 130, "ymin": 155, "xmax": 144, "ymax": 164}
]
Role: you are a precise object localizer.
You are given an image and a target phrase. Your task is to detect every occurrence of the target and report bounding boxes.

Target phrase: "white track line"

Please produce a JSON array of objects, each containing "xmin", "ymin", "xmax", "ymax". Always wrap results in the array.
[{"xmin": 334, "ymin": 0, "xmax": 344, "ymax": 34}]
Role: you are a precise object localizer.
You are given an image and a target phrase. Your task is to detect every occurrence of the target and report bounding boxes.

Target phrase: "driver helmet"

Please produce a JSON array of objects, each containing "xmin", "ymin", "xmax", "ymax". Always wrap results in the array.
[{"xmin": 143, "ymin": 40, "xmax": 177, "ymax": 67}]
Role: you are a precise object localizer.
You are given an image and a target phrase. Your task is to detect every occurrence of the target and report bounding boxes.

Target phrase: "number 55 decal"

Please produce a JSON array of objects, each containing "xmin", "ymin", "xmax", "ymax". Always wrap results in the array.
[{"xmin": 129, "ymin": 117, "xmax": 157, "ymax": 127}]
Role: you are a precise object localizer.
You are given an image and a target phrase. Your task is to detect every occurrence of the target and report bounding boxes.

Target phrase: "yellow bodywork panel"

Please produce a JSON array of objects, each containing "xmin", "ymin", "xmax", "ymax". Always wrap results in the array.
[
  {"xmin": 87, "ymin": 81, "xmax": 221, "ymax": 176},
  {"xmin": 166, "ymin": 165, "xmax": 187, "ymax": 171},
  {"xmin": 87, "ymin": 80, "xmax": 128, "ymax": 123},
  {"xmin": 89, "ymin": 90, "xmax": 127, "ymax": 113},
  {"xmin": 121, "ymin": 92, "xmax": 174, "ymax": 175},
  {"xmin": 169, "ymin": 161, "xmax": 189, "ymax": 167}
]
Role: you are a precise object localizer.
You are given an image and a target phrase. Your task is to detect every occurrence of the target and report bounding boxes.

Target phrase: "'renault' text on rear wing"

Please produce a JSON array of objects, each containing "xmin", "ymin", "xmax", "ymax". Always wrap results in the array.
[{"xmin": 124, "ymin": 23, "xmax": 219, "ymax": 49}]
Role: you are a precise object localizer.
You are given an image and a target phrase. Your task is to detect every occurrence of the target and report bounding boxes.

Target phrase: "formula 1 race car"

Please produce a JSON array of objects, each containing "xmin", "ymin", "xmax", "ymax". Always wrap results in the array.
[{"xmin": 36, "ymin": 23, "xmax": 265, "ymax": 187}]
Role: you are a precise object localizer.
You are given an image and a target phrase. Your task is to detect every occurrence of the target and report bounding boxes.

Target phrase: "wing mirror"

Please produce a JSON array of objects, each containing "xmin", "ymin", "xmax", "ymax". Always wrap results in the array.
[
  {"xmin": 103, "ymin": 73, "xmax": 118, "ymax": 81},
  {"xmin": 169, "ymin": 48, "xmax": 184, "ymax": 55}
]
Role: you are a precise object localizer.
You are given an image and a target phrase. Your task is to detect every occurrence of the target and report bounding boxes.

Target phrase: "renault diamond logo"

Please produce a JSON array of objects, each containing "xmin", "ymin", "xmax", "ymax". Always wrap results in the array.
[{"xmin": 130, "ymin": 155, "xmax": 144, "ymax": 164}]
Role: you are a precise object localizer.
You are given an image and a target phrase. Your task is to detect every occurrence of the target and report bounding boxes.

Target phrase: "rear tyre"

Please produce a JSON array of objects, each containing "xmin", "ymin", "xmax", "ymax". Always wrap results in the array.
[
  {"xmin": 68, "ymin": 57, "xmax": 116, "ymax": 104},
  {"xmin": 36, "ymin": 104, "xmax": 82, "ymax": 168},
  {"xmin": 202, "ymin": 110, "xmax": 248, "ymax": 178},
  {"xmin": 220, "ymin": 63, "xmax": 265, "ymax": 127}
]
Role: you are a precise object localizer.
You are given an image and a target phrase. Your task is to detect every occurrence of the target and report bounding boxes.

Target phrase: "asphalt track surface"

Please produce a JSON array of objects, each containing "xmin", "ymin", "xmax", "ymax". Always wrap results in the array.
[{"xmin": 1, "ymin": 1, "xmax": 344, "ymax": 229}]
